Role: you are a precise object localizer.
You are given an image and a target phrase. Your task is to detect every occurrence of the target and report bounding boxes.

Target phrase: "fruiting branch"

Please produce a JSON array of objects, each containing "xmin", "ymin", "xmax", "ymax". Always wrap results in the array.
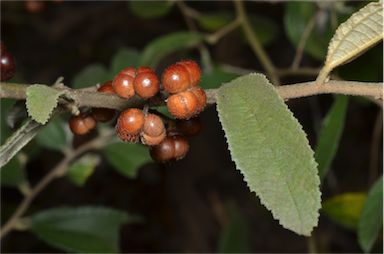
[{"xmin": 1, "ymin": 80, "xmax": 382, "ymax": 111}]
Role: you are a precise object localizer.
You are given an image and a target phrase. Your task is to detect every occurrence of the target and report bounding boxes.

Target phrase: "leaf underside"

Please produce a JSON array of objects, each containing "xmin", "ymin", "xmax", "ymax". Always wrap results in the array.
[{"xmin": 216, "ymin": 73, "xmax": 321, "ymax": 236}]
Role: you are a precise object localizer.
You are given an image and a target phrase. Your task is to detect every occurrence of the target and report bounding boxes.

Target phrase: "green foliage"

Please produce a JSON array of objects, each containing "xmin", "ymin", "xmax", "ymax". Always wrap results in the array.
[
  {"xmin": 129, "ymin": 1, "xmax": 173, "ymax": 19},
  {"xmin": 36, "ymin": 118, "xmax": 66, "ymax": 151},
  {"xmin": 139, "ymin": 31, "xmax": 203, "ymax": 67},
  {"xmin": 199, "ymin": 66, "xmax": 238, "ymax": 89},
  {"xmin": 358, "ymin": 177, "xmax": 383, "ymax": 252},
  {"xmin": 315, "ymin": 95, "xmax": 348, "ymax": 181},
  {"xmin": 104, "ymin": 142, "xmax": 151, "ymax": 178},
  {"xmin": 28, "ymin": 206, "xmax": 130, "ymax": 253},
  {"xmin": 284, "ymin": 2, "xmax": 333, "ymax": 60},
  {"xmin": 322, "ymin": 192, "xmax": 366, "ymax": 230},
  {"xmin": 67, "ymin": 154, "xmax": 100, "ymax": 187},
  {"xmin": 248, "ymin": 15, "xmax": 278, "ymax": 46},
  {"xmin": 72, "ymin": 64, "xmax": 111, "ymax": 89},
  {"xmin": 197, "ymin": 12, "xmax": 233, "ymax": 31},
  {"xmin": 110, "ymin": 48, "xmax": 140, "ymax": 75},
  {"xmin": 218, "ymin": 202, "xmax": 250, "ymax": 253},
  {"xmin": 0, "ymin": 157, "xmax": 25, "ymax": 187},
  {"xmin": 216, "ymin": 73, "xmax": 321, "ymax": 236},
  {"xmin": 26, "ymin": 85, "xmax": 66, "ymax": 124}
]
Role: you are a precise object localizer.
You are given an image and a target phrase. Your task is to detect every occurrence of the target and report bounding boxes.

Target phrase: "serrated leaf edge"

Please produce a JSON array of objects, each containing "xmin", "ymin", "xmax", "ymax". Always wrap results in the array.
[{"xmin": 216, "ymin": 73, "xmax": 321, "ymax": 236}]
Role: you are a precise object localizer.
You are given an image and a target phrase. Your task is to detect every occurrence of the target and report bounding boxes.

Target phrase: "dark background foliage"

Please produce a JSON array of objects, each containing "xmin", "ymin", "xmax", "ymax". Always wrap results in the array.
[{"xmin": 1, "ymin": 1, "xmax": 382, "ymax": 253}]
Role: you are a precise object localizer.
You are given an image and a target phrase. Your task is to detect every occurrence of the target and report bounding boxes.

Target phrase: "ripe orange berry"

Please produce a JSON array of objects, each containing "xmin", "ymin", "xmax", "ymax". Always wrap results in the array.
[
  {"xmin": 134, "ymin": 71, "xmax": 160, "ymax": 99},
  {"xmin": 166, "ymin": 91, "xmax": 198, "ymax": 119},
  {"xmin": 162, "ymin": 64, "xmax": 190, "ymax": 94},
  {"xmin": 115, "ymin": 108, "xmax": 145, "ymax": 142},
  {"xmin": 189, "ymin": 87, "xmax": 207, "ymax": 113},
  {"xmin": 141, "ymin": 131, "xmax": 166, "ymax": 146},
  {"xmin": 112, "ymin": 73, "xmax": 135, "ymax": 99},
  {"xmin": 69, "ymin": 114, "xmax": 96, "ymax": 135},
  {"xmin": 140, "ymin": 114, "xmax": 165, "ymax": 146},
  {"xmin": 120, "ymin": 67, "xmax": 136, "ymax": 77},
  {"xmin": 97, "ymin": 80, "xmax": 115, "ymax": 94},
  {"xmin": 136, "ymin": 66, "xmax": 153, "ymax": 74},
  {"xmin": 179, "ymin": 60, "xmax": 201, "ymax": 87}
]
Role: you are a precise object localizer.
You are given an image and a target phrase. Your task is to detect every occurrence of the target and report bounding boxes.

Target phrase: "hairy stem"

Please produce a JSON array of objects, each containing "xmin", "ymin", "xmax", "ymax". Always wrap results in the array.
[
  {"xmin": 0, "ymin": 131, "xmax": 113, "ymax": 239},
  {"xmin": 234, "ymin": 0, "xmax": 280, "ymax": 85}
]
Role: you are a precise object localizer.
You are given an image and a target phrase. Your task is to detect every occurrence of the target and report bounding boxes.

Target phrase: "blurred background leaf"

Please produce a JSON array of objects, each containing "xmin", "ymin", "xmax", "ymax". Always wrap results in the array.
[
  {"xmin": 67, "ymin": 154, "xmax": 100, "ymax": 187},
  {"xmin": 129, "ymin": 1, "xmax": 173, "ymax": 19},
  {"xmin": 110, "ymin": 48, "xmax": 140, "ymax": 75},
  {"xmin": 72, "ymin": 64, "xmax": 111, "ymax": 89},
  {"xmin": 36, "ymin": 117, "xmax": 66, "ymax": 151},
  {"xmin": 199, "ymin": 66, "xmax": 238, "ymax": 89},
  {"xmin": 0, "ymin": 157, "xmax": 25, "ymax": 187}
]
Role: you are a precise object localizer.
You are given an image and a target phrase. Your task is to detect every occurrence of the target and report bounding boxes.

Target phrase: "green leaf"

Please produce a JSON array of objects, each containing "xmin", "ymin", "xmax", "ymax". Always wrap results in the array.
[
  {"xmin": 129, "ymin": 1, "xmax": 173, "ymax": 19},
  {"xmin": 284, "ymin": 2, "xmax": 333, "ymax": 60},
  {"xmin": 196, "ymin": 12, "xmax": 233, "ymax": 31},
  {"xmin": 248, "ymin": 15, "xmax": 278, "ymax": 46},
  {"xmin": 67, "ymin": 154, "xmax": 100, "ymax": 187},
  {"xmin": 72, "ymin": 64, "xmax": 110, "ymax": 89},
  {"xmin": 358, "ymin": 177, "xmax": 383, "ymax": 252},
  {"xmin": 216, "ymin": 73, "xmax": 321, "ymax": 236},
  {"xmin": 110, "ymin": 48, "xmax": 140, "ymax": 75},
  {"xmin": 29, "ymin": 206, "xmax": 130, "ymax": 253},
  {"xmin": 322, "ymin": 192, "xmax": 366, "ymax": 230},
  {"xmin": 26, "ymin": 85, "xmax": 66, "ymax": 124},
  {"xmin": 199, "ymin": 66, "xmax": 238, "ymax": 89},
  {"xmin": 36, "ymin": 118, "xmax": 66, "ymax": 151},
  {"xmin": 315, "ymin": 95, "xmax": 348, "ymax": 181},
  {"xmin": 218, "ymin": 202, "xmax": 250, "ymax": 253},
  {"xmin": 0, "ymin": 157, "xmax": 25, "ymax": 187},
  {"xmin": 139, "ymin": 31, "xmax": 203, "ymax": 67},
  {"xmin": 103, "ymin": 143, "xmax": 151, "ymax": 178}
]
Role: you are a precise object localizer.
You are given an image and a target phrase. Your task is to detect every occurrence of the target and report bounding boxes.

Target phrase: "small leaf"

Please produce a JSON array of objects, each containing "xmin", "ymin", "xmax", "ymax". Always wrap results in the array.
[
  {"xmin": 36, "ymin": 118, "xmax": 66, "ymax": 151},
  {"xmin": 218, "ymin": 202, "xmax": 250, "ymax": 253},
  {"xmin": 315, "ymin": 95, "xmax": 348, "ymax": 181},
  {"xmin": 0, "ymin": 157, "xmax": 25, "ymax": 187},
  {"xmin": 196, "ymin": 12, "xmax": 233, "ymax": 31},
  {"xmin": 129, "ymin": 1, "xmax": 173, "ymax": 19},
  {"xmin": 216, "ymin": 73, "xmax": 321, "ymax": 236},
  {"xmin": 72, "ymin": 64, "xmax": 110, "ymax": 89},
  {"xmin": 26, "ymin": 85, "xmax": 65, "ymax": 124},
  {"xmin": 318, "ymin": 2, "xmax": 383, "ymax": 82},
  {"xmin": 139, "ymin": 31, "xmax": 203, "ymax": 67},
  {"xmin": 28, "ymin": 206, "xmax": 131, "ymax": 253},
  {"xmin": 67, "ymin": 154, "xmax": 100, "ymax": 187},
  {"xmin": 103, "ymin": 143, "xmax": 151, "ymax": 178},
  {"xmin": 199, "ymin": 66, "xmax": 238, "ymax": 89},
  {"xmin": 322, "ymin": 192, "xmax": 366, "ymax": 230},
  {"xmin": 358, "ymin": 177, "xmax": 383, "ymax": 253},
  {"xmin": 110, "ymin": 48, "xmax": 140, "ymax": 75}
]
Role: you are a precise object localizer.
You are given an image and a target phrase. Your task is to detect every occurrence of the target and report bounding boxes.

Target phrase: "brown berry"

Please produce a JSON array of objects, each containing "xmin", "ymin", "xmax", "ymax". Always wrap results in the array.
[
  {"xmin": 141, "ymin": 131, "xmax": 166, "ymax": 146},
  {"xmin": 150, "ymin": 136, "xmax": 175, "ymax": 162},
  {"xmin": 189, "ymin": 87, "xmax": 207, "ymax": 113},
  {"xmin": 142, "ymin": 114, "xmax": 165, "ymax": 137},
  {"xmin": 167, "ymin": 91, "xmax": 198, "ymax": 119},
  {"xmin": 69, "ymin": 114, "xmax": 96, "ymax": 135},
  {"xmin": 176, "ymin": 117, "xmax": 202, "ymax": 136},
  {"xmin": 137, "ymin": 66, "xmax": 153, "ymax": 74},
  {"xmin": 162, "ymin": 64, "xmax": 190, "ymax": 94},
  {"xmin": 25, "ymin": 0, "xmax": 45, "ymax": 14},
  {"xmin": 112, "ymin": 73, "xmax": 135, "ymax": 99},
  {"xmin": 120, "ymin": 67, "xmax": 136, "ymax": 77},
  {"xmin": 179, "ymin": 60, "xmax": 201, "ymax": 87},
  {"xmin": 173, "ymin": 136, "xmax": 189, "ymax": 160},
  {"xmin": 1, "ymin": 51, "xmax": 16, "ymax": 81},
  {"xmin": 134, "ymin": 71, "xmax": 160, "ymax": 99},
  {"xmin": 92, "ymin": 81, "xmax": 116, "ymax": 122},
  {"xmin": 97, "ymin": 80, "xmax": 115, "ymax": 94},
  {"xmin": 116, "ymin": 108, "xmax": 144, "ymax": 142}
]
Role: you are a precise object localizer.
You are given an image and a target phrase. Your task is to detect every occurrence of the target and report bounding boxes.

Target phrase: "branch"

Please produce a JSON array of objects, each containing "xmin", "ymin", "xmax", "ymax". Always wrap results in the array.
[
  {"xmin": 234, "ymin": 0, "xmax": 280, "ymax": 85},
  {"xmin": 0, "ymin": 131, "xmax": 113, "ymax": 239},
  {"xmin": 1, "ymin": 80, "xmax": 382, "ymax": 111}
]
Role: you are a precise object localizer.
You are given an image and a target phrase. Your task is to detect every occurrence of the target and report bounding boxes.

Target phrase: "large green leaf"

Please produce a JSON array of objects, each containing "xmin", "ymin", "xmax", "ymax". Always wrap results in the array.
[
  {"xmin": 322, "ymin": 192, "xmax": 366, "ymax": 230},
  {"xmin": 103, "ymin": 143, "xmax": 151, "ymax": 178},
  {"xmin": 26, "ymin": 85, "xmax": 66, "ymax": 124},
  {"xmin": 284, "ymin": 2, "xmax": 333, "ymax": 61},
  {"xmin": 36, "ymin": 118, "xmax": 66, "ymax": 151},
  {"xmin": 216, "ymin": 73, "xmax": 321, "ymax": 236},
  {"xmin": 129, "ymin": 1, "xmax": 173, "ymax": 19},
  {"xmin": 72, "ymin": 64, "xmax": 111, "ymax": 89},
  {"xmin": 315, "ymin": 95, "xmax": 348, "ymax": 181},
  {"xmin": 358, "ymin": 177, "xmax": 383, "ymax": 253},
  {"xmin": 139, "ymin": 31, "xmax": 203, "ymax": 67},
  {"xmin": 218, "ymin": 202, "xmax": 250, "ymax": 253},
  {"xmin": 29, "ymin": 206, "xmax": 130, "ymax": 253},
  {"xmin": 110, "ymin": 48, "xmax": 140, "ymax": 75}
]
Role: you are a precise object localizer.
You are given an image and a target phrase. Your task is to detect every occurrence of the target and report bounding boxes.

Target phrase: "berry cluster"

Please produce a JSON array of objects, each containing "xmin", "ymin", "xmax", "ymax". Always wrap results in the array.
[
  {"xmin": 1, "ymin": 42, "xmax": 16, "ymax": 81},
  {"xmin": 163, "ymin": 60, "xmax": 206, "ymax": 119},
  {"xmin": 69, "ymin": 60, "xmax": 206, "ymax": 162}
]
